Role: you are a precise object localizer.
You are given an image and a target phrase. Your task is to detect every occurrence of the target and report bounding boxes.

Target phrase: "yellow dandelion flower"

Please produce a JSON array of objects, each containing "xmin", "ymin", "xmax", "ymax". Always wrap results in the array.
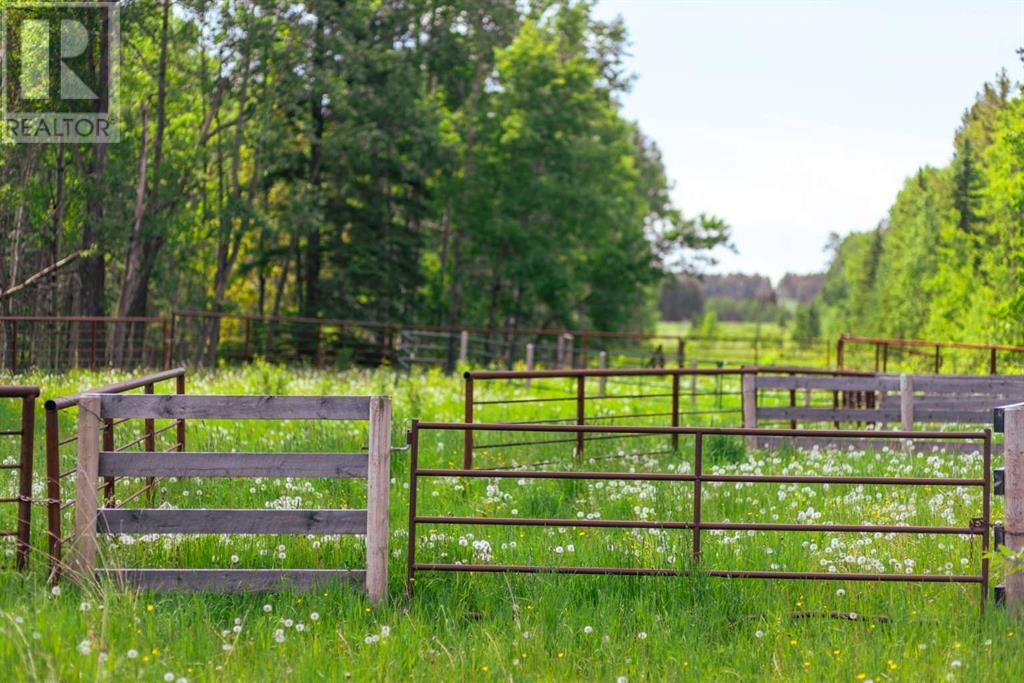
[
  {"xmin": 146, "ymin": 604, "xmax": 154, "ymax": 612},
  {"xmin": 856, "ymin": 674, "xmax": 866, "ymax": 681}
]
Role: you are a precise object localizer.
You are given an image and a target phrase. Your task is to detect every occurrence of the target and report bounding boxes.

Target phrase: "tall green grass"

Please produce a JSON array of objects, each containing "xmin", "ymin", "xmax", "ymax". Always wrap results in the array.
[{"xmin": 0, "ymin": 363, "xmax": 1016, "ymax": 682}]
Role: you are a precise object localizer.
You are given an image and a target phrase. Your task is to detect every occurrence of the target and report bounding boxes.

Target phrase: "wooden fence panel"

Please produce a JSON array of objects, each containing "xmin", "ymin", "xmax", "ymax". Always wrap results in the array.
[{"xmin": 72, "ymin": 393, "xmax": 391, "ymax": 602}]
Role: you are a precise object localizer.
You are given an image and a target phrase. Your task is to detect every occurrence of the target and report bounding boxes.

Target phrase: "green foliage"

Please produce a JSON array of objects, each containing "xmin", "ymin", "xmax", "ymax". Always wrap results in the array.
[
  {"xmin": 0, "ymin": 0, "xmax": 729, "ymax": 339},
  {"xmin": 817, "ymin": 72, "xmax": 1024, "ymax": 345},
  {"xmin": 696, "ymin": 309, "xmax": 720, "ymax": 338},
  {"xmin": 791, "ymin": 303, "xmax": 820, "ymax": 340}
]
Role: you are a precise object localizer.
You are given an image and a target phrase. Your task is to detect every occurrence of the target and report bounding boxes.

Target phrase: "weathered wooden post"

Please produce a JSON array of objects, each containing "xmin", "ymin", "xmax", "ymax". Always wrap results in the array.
[
  {"xmin": 525, "ymin": 343, "xmax": 535, "ymax": 389},
  {"xmin": 741, "ymin": 372, "xmax": 757, "ymax": 450},
  {"xmin": 563, "ymin": 334, "xmax": 574, "ymax": 368},
  {"xmin": 598, "ymin": 351, "xmax": 607, "ymax": 396},
  {"xmin": 556, "ymin": 335, "xmax": 565, "ymax": 368},
  {"xmin": 900, "ymin": 374, "xmax": 914, "ymax": 452},
  {"xmin": 899, "ymin": 374, "xmax": 914, "ymax": 430},
  {"xmin": 459, "ymin": 330, "xmax": 469, "ymax": 365},
  {"xmin": 366, "ymin": 396, "xmax": 392, "ymax": 604},
  {"xmin": 71, "ymin": 394, "xmax": 101, "ymax": 582},
  {"xmin": 1003, "ymin": 403, "xmax": 1024, "ymax": 614}
]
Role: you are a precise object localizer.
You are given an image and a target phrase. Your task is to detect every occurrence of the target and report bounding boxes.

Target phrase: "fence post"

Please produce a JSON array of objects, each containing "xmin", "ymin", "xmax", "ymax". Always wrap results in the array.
[
  {"xmin": 934, "ymin": 345, "xmax": 941, "ymax": 373},
  {"xmin": 525, "ymin": 344, "xmax": 535, "ymax": 389},
  {"xmin": 598, "ymin": 352, "xmax": 607, "ymax": 396},
  {"xmin": 70, "ymin": 394, "xmax": 101, "ymax": 583},
  {"xmin": 463, "ymin": 375, "xmax": 474, "ymax": 469},
  {"xmin": 836, "ymin": 336, "xmax": 845, "ymax": 370},
  {"xmin": 44, "ymin": 407, "xmax": 62, "ymax": 579},
  {"xmin": 741, "ymin": 372, "xmax": 756, "ymax": 450},
  {"xmin": 459, "ymin": 330, "xmax": 469, "ymax": 365},
  {"xmin": 564, "ymin": 334, "xmax": 574, "ymax": 368},
  {"xmin": 990, "ymin": 348, "xmax": 998, "ymax": 375},
  {"xmin": 899, "ymin": 374, "xmax": 914, "ymax": 431},
  {"xmin": 671, "ymin": 374, "xmax": 680, "ymax": 450},
  {"xmin": 366, "ymin": 396, "xmax": 391, "ymax": 605},
  {"xmin": 576, "ymin": 375, "xmax": 585, "ymax": 456},
  {"xmin": 16, "ymin": 395, "xmax": 35, "ymax": 571},
  {"xmin": 556, "ymin": 335, "xmax": 565, "ymax": 368},
  {"xmin": 175, "ymin": 373, "xmax": 187, "ymax": 452},
  {"xmin": 102, "ymin": 417, "xmax": 115, "ymax": 505},
  {"xmin": 677, "ymin": 339, "xmax": 686, "ymax": 368},
  {"xmin": 144, "ymin": 383, "xmax": 156, "ymax": 503},
  {"xmin": 1003, "ymin": 403, "xmax": 1024, "ymax": 613}
]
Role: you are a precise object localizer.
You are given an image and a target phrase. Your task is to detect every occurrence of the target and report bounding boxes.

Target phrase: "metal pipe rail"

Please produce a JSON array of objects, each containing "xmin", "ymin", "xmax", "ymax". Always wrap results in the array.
[
  {"xmin": 44, "ymin": 368, "xmax": 187, "ymax": 579},
  {"xmin": 463, "ymin": 366, "xmax": 876, "ymax": 467},
  {"xmin": 0, "ymin": 386, "xmax": 38, "ymax": 570},
  {"xmin": 837, "ymin": 334, "xmax": 1024, "ymax": 374},
  {"xmin": 406, "ymin": 421, "xmax": 993, "ymax": 611}
]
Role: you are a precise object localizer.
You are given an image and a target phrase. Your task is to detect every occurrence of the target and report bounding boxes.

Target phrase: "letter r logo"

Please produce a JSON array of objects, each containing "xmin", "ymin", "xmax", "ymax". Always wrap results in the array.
[
  {"xmin": 19, "ymin": 18, "xmax": 98, "ymax": 100},
  {"xmin": 2, "ymin": 3, "xmax": 120, "ymax": 143}
]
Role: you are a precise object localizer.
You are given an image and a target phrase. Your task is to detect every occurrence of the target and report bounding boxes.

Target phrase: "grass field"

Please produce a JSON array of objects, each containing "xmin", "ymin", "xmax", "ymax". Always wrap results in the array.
[{"xmin": 0, "ymin": 363, "xmax": 1018, "ymax": 682}]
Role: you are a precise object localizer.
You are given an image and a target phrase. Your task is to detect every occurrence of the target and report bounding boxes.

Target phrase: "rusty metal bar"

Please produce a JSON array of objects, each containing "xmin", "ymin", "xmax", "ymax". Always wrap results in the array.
[
  {"xmin": 15, "ymin": 391, "xmax": 36, "ymax": 570},
  {"xmin": 413, "ymin": 564, "xmax": 982, "ymax": 584},
  {"xmin": 102, "ymin": 418, "xmax": 115, "ymax": 505},
  {"xmin": 144, "ymin": 383, "xmax": 156, "ymax": 503},
  {"xmin": 414, "ymin": 515, "xmax": 979, "ymax": 535},
  {"xmin": 576, "ymin": 376, "xmax": 585, "ymax": 456},
  {"xmin": 981, "ymin": 430, "xmax": 991, "ymax": 609},
  {"xmin": 671, "ymin": 375, "xmax": 680, "ymax": 449},
  {"xmin": 692, "ymin": 432, "xmax": 702, "ymax": 561},
  {"xmin": 463, "ymin": 375, "xmax": 474, "ymax": 469},
  {"xmin": 407, "ymin": 421, "xmax": 419, "ymax": 596},
  {"xmin": 416, "ymin": 421, "xmax": 988, "ymax": 440}
]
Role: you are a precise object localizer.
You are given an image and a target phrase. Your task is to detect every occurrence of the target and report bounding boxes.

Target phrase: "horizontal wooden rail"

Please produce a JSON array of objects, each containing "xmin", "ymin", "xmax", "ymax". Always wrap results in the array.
[
  {"xmin": 757, "ymin": 407, "xmax": 901, "ymax": 422},
  {"xmin": 98, "ymin": 568, "xmax": 366, "ymax": 593},
  {"xmin": 756, "ymin": 375, "xmax": 899, "ymax": 391},
  {"xmin": 97, "ymin": 508, "xmax": 368, "ymax": 535},
  {"xmin": 99, "ymin": 394, "xmax": 371, "ymax": 420},
  {"xmin": 98, "ymin": 451, "xmax": 368, "ymax": 478}
]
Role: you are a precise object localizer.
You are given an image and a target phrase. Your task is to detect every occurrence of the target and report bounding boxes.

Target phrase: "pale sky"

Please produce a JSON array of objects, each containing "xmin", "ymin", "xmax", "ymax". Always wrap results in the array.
[{"xmin": 593, "ymin": 0, "xmax": 1024, "ymax": 281}]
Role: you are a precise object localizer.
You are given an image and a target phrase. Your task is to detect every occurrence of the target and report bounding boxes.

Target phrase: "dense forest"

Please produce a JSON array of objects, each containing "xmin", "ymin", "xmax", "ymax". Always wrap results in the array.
[
  {"xmin": 0, "ymin": 0, "xmax": 729, "ymax": 341},
  {"xmin": 818, "ymin": 66, "xmax": 1024, "ymax": 344}
]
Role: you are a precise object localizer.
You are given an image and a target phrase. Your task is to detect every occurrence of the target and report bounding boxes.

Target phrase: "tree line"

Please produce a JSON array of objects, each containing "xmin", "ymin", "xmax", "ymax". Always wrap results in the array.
[
  {"xmin": 0, "ymin": 0, "xmax": 729, "ymax": 352},
  {"xmin": 817, "ymin": 65, "xmax": 1024, "ymax": 344}
]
